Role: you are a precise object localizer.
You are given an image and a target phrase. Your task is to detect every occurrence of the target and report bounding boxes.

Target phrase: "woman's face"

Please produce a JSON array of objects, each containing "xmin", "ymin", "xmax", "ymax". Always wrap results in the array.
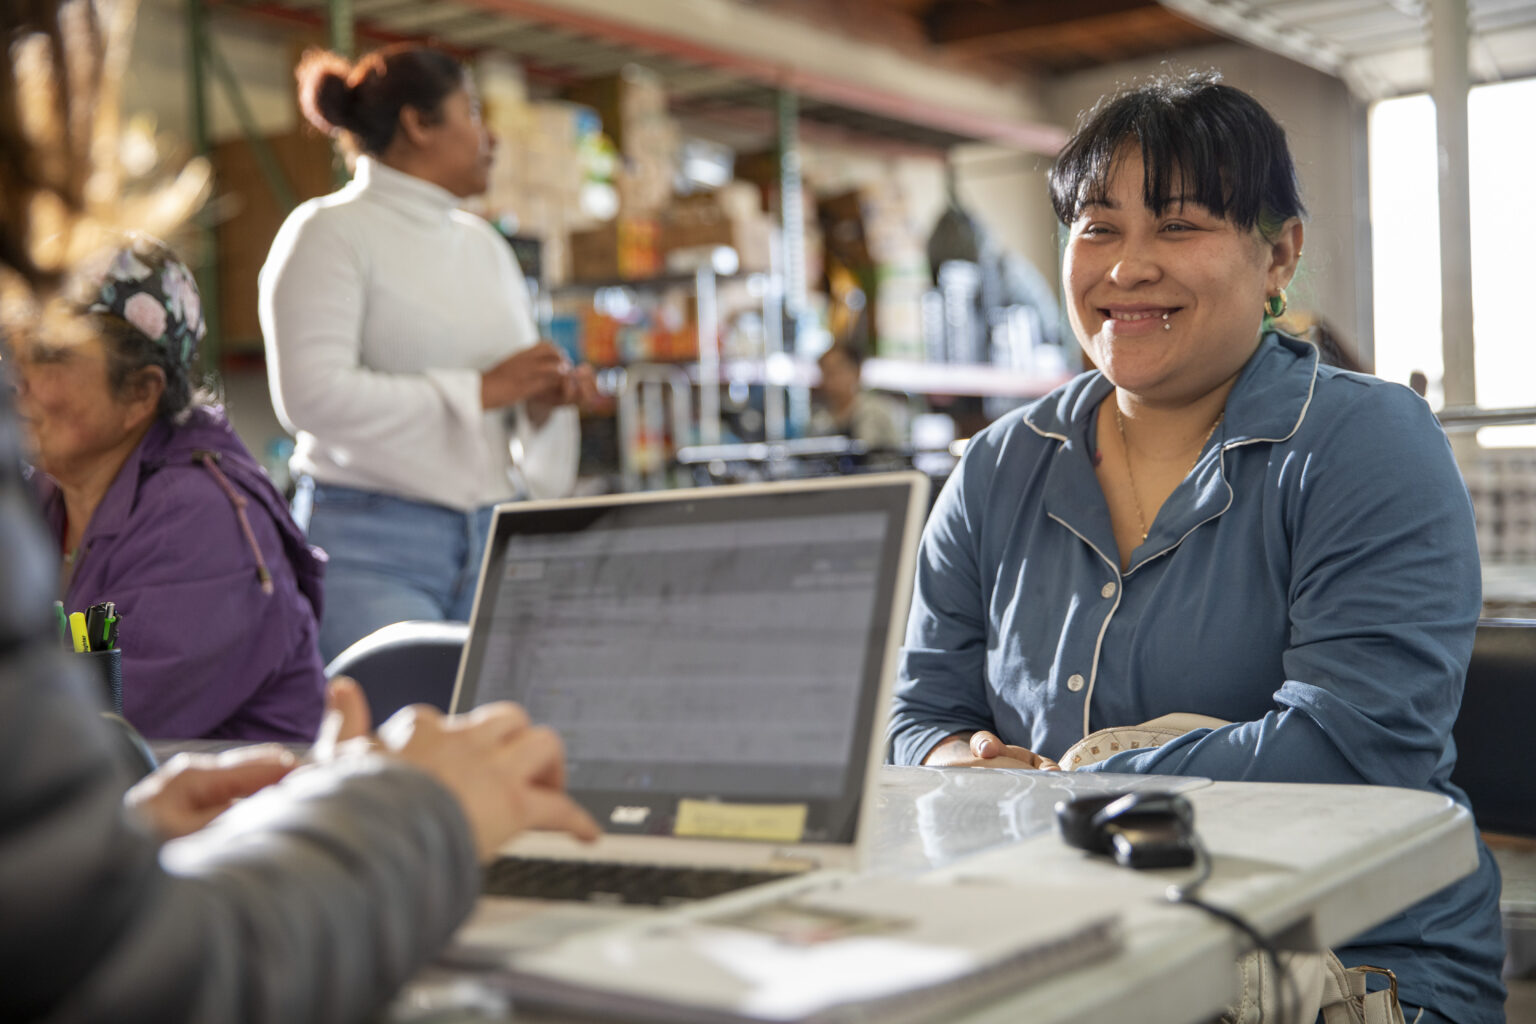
[
  {"xmin": 10, "ymin": 330, "xmax": 144, "ymax": 480},
  {"xmin": 1062, "ymin": 148, "xmax": 1301, "ymax": 407},
  {"xmin": 419, "ymin": 83, "xmax": 495, "ymax": 197}
]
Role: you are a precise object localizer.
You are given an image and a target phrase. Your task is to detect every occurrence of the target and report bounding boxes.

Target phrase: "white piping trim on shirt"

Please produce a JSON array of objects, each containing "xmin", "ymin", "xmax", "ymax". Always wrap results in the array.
[
  {"xmin": 1026, "ymin": 405, "xmax": 1119, "ymax": 738},
  {"xmin": 1047, "ymin": 512, "xmax": 1122, "ymax": 738},
  {"xmin": 1021, "ymin": 409, "xmax": 1069, "ymax": 445},
  {"xmin": 1224, "ymin": 346, "xmax": 1319, "ymax": 452},
  {"xmin": 1124, "ymin": 441, "xmax": 1232, "ymax": 580},
  {"xmin": 1123, "ymin": 347, "xmax": 1320, "ymax": 578}
]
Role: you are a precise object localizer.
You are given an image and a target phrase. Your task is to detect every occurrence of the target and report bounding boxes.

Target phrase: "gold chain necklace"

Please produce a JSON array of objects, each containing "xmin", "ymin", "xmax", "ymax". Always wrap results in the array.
[{"xmin": 1114, "ymin": 404, "xmax": 1224, "ymax": 543}]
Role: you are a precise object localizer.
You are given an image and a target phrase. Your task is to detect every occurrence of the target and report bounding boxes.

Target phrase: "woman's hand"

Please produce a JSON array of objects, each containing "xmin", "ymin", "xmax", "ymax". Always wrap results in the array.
[
  {"xmin": 321, "ymin": 677, "xmax": 601, "ymax": 861},
  {"xmin": 126, "ymin": 746, "xmax": 299, "ymax": 839},
  {"xmin": 525, "ymin": 362, "xmax": 600, "ymax": 426},
  {"xmin": 480, "ymin": 342, "xmax": 572, "ymax": 411},
  {"xmin": 922, "ymin": 730, "xmax": 1061, "ymax": 770}
]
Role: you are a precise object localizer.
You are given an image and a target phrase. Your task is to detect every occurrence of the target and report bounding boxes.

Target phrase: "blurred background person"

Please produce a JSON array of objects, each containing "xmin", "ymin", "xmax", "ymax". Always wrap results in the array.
[
  {"xmin": 809, "ymin": 343, "xmax": 906, "ymax": 450},
  {"xmin": 260, "ymin": 43, "xmax": 596, "ymax": 663},
  {"xmin": 12, "ymin": 235, "xmax": 326, "ymax": 741}
]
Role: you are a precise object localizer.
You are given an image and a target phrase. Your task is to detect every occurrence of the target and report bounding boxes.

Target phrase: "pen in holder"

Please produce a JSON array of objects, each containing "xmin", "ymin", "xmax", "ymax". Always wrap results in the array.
[{"xmin": 80, "ymin": 647, "xmax": 123, "ymax": 716}]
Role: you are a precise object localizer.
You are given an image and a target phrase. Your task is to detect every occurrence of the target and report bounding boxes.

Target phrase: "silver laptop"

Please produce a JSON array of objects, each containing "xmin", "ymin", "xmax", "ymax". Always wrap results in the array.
[{"xmin": 449, "ymin": 472, "xmax": 928, "ymax": 914}]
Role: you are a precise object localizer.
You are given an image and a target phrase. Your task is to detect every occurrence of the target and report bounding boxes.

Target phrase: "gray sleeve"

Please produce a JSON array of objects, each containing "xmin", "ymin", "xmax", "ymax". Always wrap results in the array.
[{"xmin": 0, "ymin": 644, "xmax": 480, "ymax": 1024}]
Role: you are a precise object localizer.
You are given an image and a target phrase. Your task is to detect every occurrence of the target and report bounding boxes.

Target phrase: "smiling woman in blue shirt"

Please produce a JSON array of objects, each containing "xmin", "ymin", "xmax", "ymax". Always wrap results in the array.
[{"xmin": 889, "ymin": 71, "xmax": 1504, "ymax": 1024}]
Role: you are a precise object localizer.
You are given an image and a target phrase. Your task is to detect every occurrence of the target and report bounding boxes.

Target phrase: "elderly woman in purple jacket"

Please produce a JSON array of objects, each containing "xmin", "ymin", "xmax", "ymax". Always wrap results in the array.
[{"xmin": 11, "ymin": 235, "xmax": 325, "ymax": 741}]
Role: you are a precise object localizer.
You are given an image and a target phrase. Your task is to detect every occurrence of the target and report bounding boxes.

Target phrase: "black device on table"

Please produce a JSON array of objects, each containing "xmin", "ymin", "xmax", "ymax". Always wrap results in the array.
[{"xmin": 1055, "ymin": 791, "xmax": 1197, "ymax": 869}]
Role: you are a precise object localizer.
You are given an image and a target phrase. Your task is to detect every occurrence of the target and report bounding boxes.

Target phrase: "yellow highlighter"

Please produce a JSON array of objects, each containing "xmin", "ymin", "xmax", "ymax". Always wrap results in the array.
[{"xmin": 69, "ymin": 611, "xmax": 90, "ymax": 653}]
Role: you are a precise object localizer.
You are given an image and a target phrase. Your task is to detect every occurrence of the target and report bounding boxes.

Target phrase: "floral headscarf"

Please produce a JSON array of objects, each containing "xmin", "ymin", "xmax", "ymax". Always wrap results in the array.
[{"xmin": 84, "ymin": 240, "xmax": 205, "ymax": 369}]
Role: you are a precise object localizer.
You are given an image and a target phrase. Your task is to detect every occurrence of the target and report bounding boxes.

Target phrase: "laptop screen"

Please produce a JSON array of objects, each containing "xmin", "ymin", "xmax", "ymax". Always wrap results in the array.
[{"xmin": 454, "ymin": 476, "xmax": 922, "ymax": 846}]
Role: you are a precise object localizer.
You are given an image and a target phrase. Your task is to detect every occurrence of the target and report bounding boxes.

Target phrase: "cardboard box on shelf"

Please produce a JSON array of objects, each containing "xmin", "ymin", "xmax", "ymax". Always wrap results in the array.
[
  {"xmin": 660, "ymin": 192, "xmax": 731, "ymax": 251},
  {"xmin": 615, "ymin": 165, "xmax": 672, "ymax": 216},
  {"xmin": 569, "ymin": 217, "xmax": 662, "ymax": 283},
  {"xmin": 563, "ymin": 65, "xmax": 668, "ymax": 156},
  {"xmin": 716, "ymin": 181, "xmax": 763, "ymax": 222},
  {"xmin": 659, "ymin": 191, "xmax": 773, "ymax": 273}
]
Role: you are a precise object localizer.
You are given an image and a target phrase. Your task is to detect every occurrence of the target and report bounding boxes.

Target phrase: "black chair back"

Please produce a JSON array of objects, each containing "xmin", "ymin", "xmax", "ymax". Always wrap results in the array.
[
  {"xmin": 1452, "ymin": 618, "xmax": 1536, "ymax": 836},
  {"xmin": 323, "ymin": 621, "xmax": 469, "ymax": 723}
]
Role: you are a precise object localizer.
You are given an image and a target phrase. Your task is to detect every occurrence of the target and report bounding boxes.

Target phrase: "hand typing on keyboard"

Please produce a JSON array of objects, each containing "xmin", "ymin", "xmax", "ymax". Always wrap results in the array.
[{"xmin": 321, "ymin": 678, "xmax": 601, "ymax": 860}]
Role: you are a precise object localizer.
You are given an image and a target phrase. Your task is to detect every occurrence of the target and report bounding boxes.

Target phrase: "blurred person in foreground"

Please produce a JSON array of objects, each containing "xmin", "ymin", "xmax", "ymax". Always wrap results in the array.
[
  {"xmin": 0, "ymin": 3, "xmax": 597, "ymax": 1021},
  {"xmin": 889, "ymin": 72, "xmax": 1502, "ymax": 1023}
]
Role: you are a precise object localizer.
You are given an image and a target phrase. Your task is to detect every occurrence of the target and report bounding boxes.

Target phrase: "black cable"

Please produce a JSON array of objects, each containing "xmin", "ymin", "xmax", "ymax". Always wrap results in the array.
[{"xmin": 1165, "ymin": 835, "xmax": 1300, "ymax": 1024}]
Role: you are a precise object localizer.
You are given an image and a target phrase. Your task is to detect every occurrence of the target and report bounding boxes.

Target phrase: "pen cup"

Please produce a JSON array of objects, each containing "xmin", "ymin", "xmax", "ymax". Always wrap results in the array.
[{"xmin": 80, "ymin": 648, "xmax": 123, "ymax": 716}]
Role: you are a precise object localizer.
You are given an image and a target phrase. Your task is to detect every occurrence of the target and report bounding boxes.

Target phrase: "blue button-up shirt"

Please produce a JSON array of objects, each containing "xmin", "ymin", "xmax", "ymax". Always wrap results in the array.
[{"xmin": 892, "ymin": 333, "xmax": 1503, "ymax": 1022}]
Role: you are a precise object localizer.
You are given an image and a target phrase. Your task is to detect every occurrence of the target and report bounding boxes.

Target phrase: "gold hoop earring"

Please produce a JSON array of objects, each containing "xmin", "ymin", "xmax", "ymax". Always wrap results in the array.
[{"xmin": 1265, "ymin": 290, "xmax": 1287, "ymax": 319}]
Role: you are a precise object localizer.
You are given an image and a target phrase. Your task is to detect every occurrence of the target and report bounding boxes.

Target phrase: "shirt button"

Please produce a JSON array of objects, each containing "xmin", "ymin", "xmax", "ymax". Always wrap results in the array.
[
  {"xmin": 1101, "ymin": 581, "xmax": 1116, "ymax": 599},
  {"xmin": 1067, "ymin": 673, "xmax": 1086, "ymax": 692}
]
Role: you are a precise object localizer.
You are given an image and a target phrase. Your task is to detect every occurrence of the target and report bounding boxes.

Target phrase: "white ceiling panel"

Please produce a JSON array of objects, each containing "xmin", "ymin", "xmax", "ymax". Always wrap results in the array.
[{"xmin": 1160, "ymin": 0, "xmax": 1536, "ymax": 97}]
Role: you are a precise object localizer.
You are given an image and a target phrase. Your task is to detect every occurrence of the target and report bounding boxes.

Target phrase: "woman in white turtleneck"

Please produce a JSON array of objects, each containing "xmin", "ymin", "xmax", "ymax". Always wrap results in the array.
[{"xmin": 259, "ymin": 44, "xmax": 596, "ymax": 662}]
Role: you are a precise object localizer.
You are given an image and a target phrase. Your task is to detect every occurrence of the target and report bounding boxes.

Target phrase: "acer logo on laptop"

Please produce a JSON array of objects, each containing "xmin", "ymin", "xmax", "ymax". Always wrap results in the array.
[{"xmin": 609, "ymin": 806, "xmax": 651, "ymax": 826}]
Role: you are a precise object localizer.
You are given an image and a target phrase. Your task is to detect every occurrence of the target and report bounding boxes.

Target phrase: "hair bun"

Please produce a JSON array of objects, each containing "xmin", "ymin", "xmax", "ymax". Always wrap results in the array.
[
  {"xmin": 292, "ymin": 44, "xmax": 464, "ymax": 157},
  {"xmin": 296, "ymin": 49, "xmax": 357, "ymax": 135}
]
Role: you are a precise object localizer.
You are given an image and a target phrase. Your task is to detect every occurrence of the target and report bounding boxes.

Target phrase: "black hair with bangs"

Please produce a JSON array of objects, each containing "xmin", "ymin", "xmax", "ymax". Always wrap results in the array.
[{"xmin": 1049, "ymin": 70, "xmax": 1305, "ymax": 239}]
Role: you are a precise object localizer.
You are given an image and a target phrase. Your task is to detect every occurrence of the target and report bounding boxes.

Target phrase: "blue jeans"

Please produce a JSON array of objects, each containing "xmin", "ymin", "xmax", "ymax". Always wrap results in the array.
[{"xmin": 293, "ymin": 479, "xmax": 497, "ymax": 664}]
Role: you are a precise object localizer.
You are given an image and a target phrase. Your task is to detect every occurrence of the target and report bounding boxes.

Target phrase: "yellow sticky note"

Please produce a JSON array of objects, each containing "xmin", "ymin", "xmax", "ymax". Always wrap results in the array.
[{"xmin": 674, "ymin": 800, "xmax": 808, "ymax": 843}]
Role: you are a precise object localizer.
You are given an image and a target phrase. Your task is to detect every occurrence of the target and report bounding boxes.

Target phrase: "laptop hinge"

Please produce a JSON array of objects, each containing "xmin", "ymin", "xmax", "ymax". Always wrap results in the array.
[{"xmin": 766, "ymin": 851, "xmax": 823, "ymax": 872}]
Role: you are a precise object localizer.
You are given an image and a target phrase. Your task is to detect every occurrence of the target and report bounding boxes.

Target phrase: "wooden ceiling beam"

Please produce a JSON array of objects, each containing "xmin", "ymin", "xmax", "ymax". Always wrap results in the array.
[
  {"xmin": 998, "ymin": 8, "xmax": 1202, "ymax": 62},
  {"xmin": 926, "ymin": 0, "xmax": 1157, "ymax": 52}
]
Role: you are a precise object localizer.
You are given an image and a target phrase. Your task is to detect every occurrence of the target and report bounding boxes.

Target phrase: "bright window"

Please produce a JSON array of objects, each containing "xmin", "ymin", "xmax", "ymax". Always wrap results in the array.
[{"xmin": 1369, "ymin": 77, "xmax": 1536, "ymax": 447}]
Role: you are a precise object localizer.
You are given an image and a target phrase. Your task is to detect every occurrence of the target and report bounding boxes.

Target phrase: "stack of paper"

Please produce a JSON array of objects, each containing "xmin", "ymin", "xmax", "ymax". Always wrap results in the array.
[{"xmin": 493, "ymin": 876, "xmax": 1123, "ymax": 1024}]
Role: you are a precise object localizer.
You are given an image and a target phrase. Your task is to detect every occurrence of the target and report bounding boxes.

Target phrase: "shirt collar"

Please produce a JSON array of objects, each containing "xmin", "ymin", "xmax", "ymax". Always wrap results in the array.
[
  {"xmin": 82, "ymin": 418, "xmax": 174, "ymax": 545},
  {"xmin": 1022, "ymin": 332, "xmax": 1320, "ymax": 574},
  {"xmin": 354, "ymin": 156, "xmax": 462, "ymax": 224},
  {"xmin": 1219, "ymin": 331, "xmax": 1319, "ymax": 446},
  {"xmin": 35, "ymin": 416, "xmax": 168, "ymax": 560},
  {"xmin": 1023, "ymin": 331, "xmax": 1319, "ymax": 446}
]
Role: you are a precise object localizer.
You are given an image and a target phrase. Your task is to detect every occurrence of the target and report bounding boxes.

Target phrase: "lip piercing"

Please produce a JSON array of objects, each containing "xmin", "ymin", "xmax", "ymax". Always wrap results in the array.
[{"xmin": 1163, "ymin": 312, "xmax": 1172, "ymax": 331}]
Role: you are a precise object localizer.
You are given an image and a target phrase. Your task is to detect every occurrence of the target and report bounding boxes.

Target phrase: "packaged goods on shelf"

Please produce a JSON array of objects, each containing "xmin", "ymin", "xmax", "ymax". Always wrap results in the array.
[
  {"xmin": 660, "ymin": 187, "xmax": 773, "ymax": 274},
  {"xmin": 475, "ymin": 53, "xmax": 532, "ymax": 147},
  {"xmin": 615, "ymin": 163, "xmax": 672, "ymax": 215},
  {"xmin": 874, "ymin": 261, "xmax": 930, "ymax": 363},
  {"xmin": 620, "ymin": 112, "xmax": 680, "ymax": 215},
  {"xmin": 819, "ymin": 189, "xmax": 874, "ymax": 270},
  {"xmin": 564, "ymin": 64, "xmax": 668, "ymax": 155},
  {"xmin": 819, "ymin": 179, "xmax": 926, "ymax": 268},
  {"xmin": 564, "ymin": 64, "xmax": 680, "ymax": 215},
  {"xmin": 478, "ymin": 56, "xmax": 584, "ymax": 205},
  {"xmin": 860, "ymin": 178, "xmax": 927, "ymax": 267},
  {"xmin": 564, "ymin": 289, "xmax": 697, "ymax": 367}
]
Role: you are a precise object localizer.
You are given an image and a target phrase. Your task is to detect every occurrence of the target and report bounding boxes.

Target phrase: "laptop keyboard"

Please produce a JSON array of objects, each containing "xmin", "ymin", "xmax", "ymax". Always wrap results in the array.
[{"xmin": 482, "ymin": 856, "xmax": 792, "ymax": 906}]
